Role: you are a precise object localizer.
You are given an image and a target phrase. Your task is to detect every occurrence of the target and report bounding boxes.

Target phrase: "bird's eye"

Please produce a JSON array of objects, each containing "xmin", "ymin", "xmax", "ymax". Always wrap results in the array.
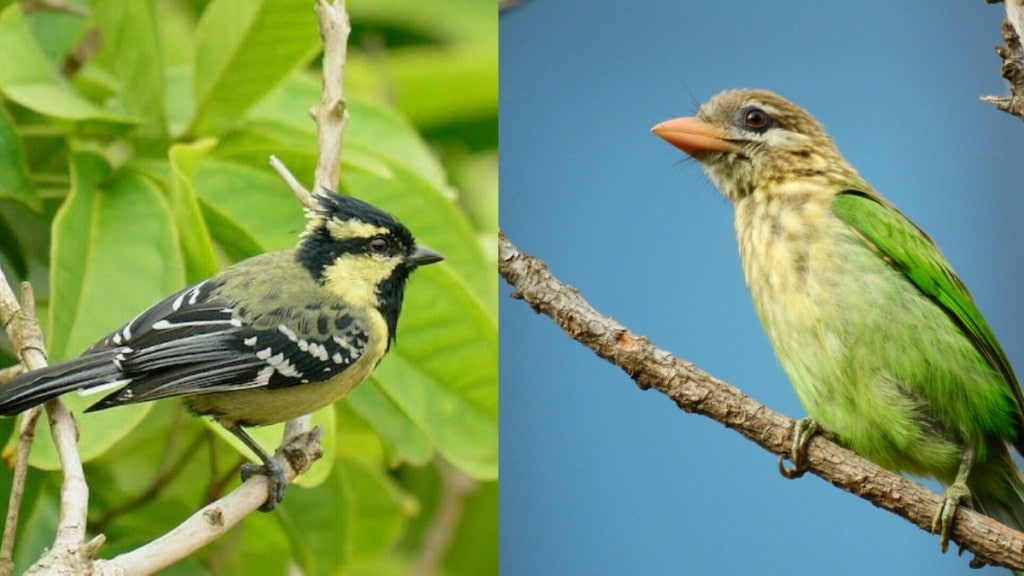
[
  {"xmin": 369, "ymin": 237, "xmax": 389, "ymax": 254},
  {"xmin": 742, "ymin": 107, "xmax": 771, "ymax": 131}
]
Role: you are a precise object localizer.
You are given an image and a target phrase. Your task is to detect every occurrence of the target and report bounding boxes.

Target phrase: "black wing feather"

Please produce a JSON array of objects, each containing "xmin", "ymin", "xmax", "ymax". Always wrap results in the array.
[
  {"xmin": 77, "ymin": 278, "xmax": 371, "ymax": 410},
  {"xmin": 1, "ymin": 272, "xmax": 372, "ymax": 416}
]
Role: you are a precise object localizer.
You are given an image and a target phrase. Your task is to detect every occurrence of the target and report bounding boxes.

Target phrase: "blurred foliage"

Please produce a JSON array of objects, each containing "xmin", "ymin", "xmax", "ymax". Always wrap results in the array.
[{"xmin": 0, "ymin": 0, "xmax": 496, "ymax": 573}]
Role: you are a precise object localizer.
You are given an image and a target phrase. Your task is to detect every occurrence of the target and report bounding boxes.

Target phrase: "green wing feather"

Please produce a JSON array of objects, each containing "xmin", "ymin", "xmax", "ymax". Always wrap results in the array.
[{"xmin": 832, "ymin": 190, "xmax": 1024, "ymax": 420}]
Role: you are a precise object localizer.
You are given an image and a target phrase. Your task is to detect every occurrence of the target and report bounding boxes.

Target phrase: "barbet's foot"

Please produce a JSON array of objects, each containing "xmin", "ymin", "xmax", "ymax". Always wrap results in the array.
[
  {"xmin": 778, "ymin": 417, "xmax": 822, "ymax": 479},
  {"xmin": 931, "ymin": 446, "xmax": 976, "ymax": 553},
  {"xmin": 931, "ymin": 481, "xmax": 972, "ymax": 553}
]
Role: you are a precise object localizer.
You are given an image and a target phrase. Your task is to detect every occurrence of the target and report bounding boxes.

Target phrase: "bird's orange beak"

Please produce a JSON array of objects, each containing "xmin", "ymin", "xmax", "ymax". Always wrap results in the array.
[{"xmin": 651, "ymin": 116, "xmax": 737, "ymax": 156}]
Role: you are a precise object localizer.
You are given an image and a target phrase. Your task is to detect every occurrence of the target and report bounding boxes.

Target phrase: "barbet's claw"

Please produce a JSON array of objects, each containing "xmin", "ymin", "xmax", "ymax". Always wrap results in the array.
[
  {"xmin": 931, "ymin": 447, "xmax": 976, "ymax": 553},
  {"xmin": 778, "ymin": 417, "xmax": 820, "ymax": 479},
  {"xmin": 932, "ymin": 481, "xmax": 971, "ymax": 553}
]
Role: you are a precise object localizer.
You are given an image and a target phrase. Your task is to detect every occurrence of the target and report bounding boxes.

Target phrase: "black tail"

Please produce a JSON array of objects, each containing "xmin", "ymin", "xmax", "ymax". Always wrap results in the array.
[{"xmin": 0, "ymin": 352, "xmax": 122, "ymax": 416}]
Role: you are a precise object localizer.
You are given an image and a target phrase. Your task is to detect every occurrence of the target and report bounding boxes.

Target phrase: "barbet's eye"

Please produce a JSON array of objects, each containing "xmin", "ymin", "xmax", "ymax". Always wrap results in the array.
[
  {"xmin": 743, "ymin": 107, "xmax": 771, "ymax": 131},
  {"xmin": 369, "ymin": 237, "xmax": 389, "ymax": 254}
]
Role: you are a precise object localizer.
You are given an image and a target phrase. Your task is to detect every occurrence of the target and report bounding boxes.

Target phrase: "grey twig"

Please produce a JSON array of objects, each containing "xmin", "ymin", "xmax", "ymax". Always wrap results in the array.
[
  {"xmin": 0, "ymin": 274, "xmax": 91, "ymax": 574},
  {"xmin": 312, "ymin": 0, "xmax": 351, "ymax": 196}
]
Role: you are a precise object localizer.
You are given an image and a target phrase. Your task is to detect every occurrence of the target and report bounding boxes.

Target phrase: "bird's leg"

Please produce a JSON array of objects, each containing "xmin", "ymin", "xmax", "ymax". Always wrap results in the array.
[
  {"xmin": 932, "ymin": 445, "xmax": 975, "ymax": 553},
  {"xmin": 778, "ymin": 417, "xmax": 823, "ymax": 479},
  {"xmin": 225, "ymin": 423, "xmax": 286, "ymax": 512}
]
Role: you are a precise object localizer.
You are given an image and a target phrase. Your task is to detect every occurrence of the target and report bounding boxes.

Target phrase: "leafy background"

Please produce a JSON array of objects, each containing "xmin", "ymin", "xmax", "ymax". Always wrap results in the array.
[{"xmin": 0, "ymin": 0, "xmax": 496, "ymax": 574}]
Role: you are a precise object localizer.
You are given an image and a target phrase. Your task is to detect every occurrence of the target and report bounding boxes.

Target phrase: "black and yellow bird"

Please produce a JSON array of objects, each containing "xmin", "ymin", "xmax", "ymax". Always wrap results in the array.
[{"xmin": 0, "ymin": 192, "xmax": 443, "ymax": 509}]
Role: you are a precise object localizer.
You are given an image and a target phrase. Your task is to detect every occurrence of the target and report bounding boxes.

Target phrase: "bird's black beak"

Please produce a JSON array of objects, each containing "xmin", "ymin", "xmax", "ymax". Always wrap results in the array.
[
  {"xmin": 652, "ymin": 116, "xmax": 738, "ymax": 157},
  {"xmin": 406, "ymin": 246, "xmax": 445, "ymax": 267}
]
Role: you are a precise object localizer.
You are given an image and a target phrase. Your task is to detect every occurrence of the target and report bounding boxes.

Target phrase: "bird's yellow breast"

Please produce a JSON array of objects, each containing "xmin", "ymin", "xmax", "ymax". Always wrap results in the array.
[
  {"xmin": 183, "ymin": 251, "xmax": 392, "ymax": 426},
  {"xmin": 186, "ymin": 312, "xmax": 389, "ymax": 426},
  {"xmin": 733, "ymin": 182, "xmax": 860, "ymax": 417},
  {"xmin": 734, "ymin": 181, "xmax": 838, "ymax": 331}
]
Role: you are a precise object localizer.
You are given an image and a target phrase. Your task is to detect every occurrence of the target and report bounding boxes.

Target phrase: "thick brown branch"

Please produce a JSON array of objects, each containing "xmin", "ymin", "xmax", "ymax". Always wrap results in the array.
[{"xmin": 498, "ymin": 230, "xmax": 1024, "ymax": 573}]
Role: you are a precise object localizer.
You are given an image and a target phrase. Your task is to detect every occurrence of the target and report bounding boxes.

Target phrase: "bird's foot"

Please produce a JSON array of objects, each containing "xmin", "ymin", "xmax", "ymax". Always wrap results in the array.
[
  {"xmin": 241, "ymin": 458, "xmax": 286, "ymax": 512},
  {"xmin": 778, "ymin": 417, "xmax": 824, "ymax": 479},
  {"xmin": 931, "ymin": 481, "xmax": 972, "ymax": 553}
]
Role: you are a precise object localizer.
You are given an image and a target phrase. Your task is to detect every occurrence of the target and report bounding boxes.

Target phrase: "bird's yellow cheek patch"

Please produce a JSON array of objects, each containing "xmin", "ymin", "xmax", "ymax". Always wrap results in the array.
[
  {"xmin": 322, "ymin": 254, "xmax": 399, "ymax": 310},
  {"xmin": 327, "ymin": 218, "xmax": 389, "ymax": 241}
]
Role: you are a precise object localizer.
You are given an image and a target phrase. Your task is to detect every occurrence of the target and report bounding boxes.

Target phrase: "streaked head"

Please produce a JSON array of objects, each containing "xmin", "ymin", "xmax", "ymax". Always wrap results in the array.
[{"xmin": 652, "ymin": 89, "xmax": 859, "ymax": 203}]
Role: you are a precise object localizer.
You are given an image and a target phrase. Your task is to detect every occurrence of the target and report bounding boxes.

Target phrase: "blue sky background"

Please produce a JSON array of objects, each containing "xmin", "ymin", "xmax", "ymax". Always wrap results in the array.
[{"xmin": 499, "ymin": 2, "xmax": 1024, "ymax": 575}]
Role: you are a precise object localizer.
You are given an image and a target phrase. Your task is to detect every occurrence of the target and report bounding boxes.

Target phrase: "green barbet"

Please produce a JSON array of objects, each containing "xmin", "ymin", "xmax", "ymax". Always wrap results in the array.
[{"xmin": 652, "ymin": 89, "xmax": 1024, "ymax": 557}]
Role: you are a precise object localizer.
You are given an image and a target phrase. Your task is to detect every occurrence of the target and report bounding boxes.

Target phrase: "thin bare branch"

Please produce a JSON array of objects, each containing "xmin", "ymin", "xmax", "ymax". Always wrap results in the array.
[
  {"xmin": 0, "ymin": 406, "xmax": 41, "ymax": 574},
  {"xmin": 412, "ymin": 460, "xmax": 478, "ymax": 576},
  {"xmin": 499, "ymin": 230, "xmax": 1024, "ymax": 573},
  {"xmin": 272, "ymin": 0, "xmax": 352, "ymax": 468},
  {"xmin": 0, "ymin": 270, "xmax": 92, "ymax": 573},
  {"xmin": 269, "ymin": 155, "xmax": 316, "ymax": 210},
  {"xmin": 0, "ymin": 366, "xmax": 23, "ymax": 387},
  {"xmin": 94, "ymin": 428, "xmax": 324, "ymax": 575},
  {"xmin": 312, "ymin": 0, "xmax": 351, "ymax": 196}
]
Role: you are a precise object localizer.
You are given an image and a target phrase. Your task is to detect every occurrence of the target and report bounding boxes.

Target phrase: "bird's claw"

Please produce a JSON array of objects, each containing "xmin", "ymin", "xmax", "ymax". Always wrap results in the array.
[
  {"xmin": 241, "ymin": 458, "xmax": 286, "ymax": 512},
  {"xmin": 931, "ymin": 481, "xmax": 971, "ymax": 553},
  {"xmin": 778, "ymin": 417, "xmax": 820, "ymax": 479}
]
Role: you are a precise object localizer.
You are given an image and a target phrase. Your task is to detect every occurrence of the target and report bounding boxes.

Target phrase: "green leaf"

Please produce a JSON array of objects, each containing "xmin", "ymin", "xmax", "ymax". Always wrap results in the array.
[
  {"xmin": 347, "ymin": 380, "xmax": 433, "ymax": 466},
  {"xmin": 251, "ymin": 77, "xmax": 447, "ymax": 189},
  {"xmin": 360, "ymin": 47, "xmax": 497, "ymax": 129},
  {"xmin": 192, "ymin": 159, "xmax": 306, "ymax": 254},
  {"xmin": 348, "ymin": 0, "xmax": 494, "ymax": 46},
  {"xmin": 33, "ymin": 153, "xmax": 185, "ymax": 468},
  {"xmin": 0, "ymin": 5, "xmax": 135, "ymax": 124},
  {"xmin": 13, "ymin": 486, "xmax": 59, "ymax": 573},
  {"xmin": 0, "ymin": 105, "xmax": 39, "ymax": 210},
  {"xmin": 167, "ymin": 139, "xmax": 220, "ymax": 281},
  {"xmin": 214, "ymin": 118, "xmax": 318, "ymax": 181},
  {"xmin": 191, "ymin": 0, "xmax": 320, "ymax": 135},
  {"xmin": 345, "ymin": 0, "xmax": 496, "ymax": 129},
  {"xmin": 0, "ymin": 211, "xmax": 27, "ymax": 278},
  {"xmin": 279, "ymin": 457, "xmax": 406, "ymax": 573},
  {"xmin": 91, "ymin": 0, "xmax": 169, "ymax": 147},
  {"xmin": 374, "ymin": 331, "xmax": 497, "ymax": 481},
  {"xmin": 215, "ymin": 511, "xmax": 292, "ymax": 574},
  {"xmin": 0, "ymin": 197, "xmax": 54, "ymax": 294},
  {"xmin": 444, "ymin": 479, "xmax": 499, "ymax": 574}
]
